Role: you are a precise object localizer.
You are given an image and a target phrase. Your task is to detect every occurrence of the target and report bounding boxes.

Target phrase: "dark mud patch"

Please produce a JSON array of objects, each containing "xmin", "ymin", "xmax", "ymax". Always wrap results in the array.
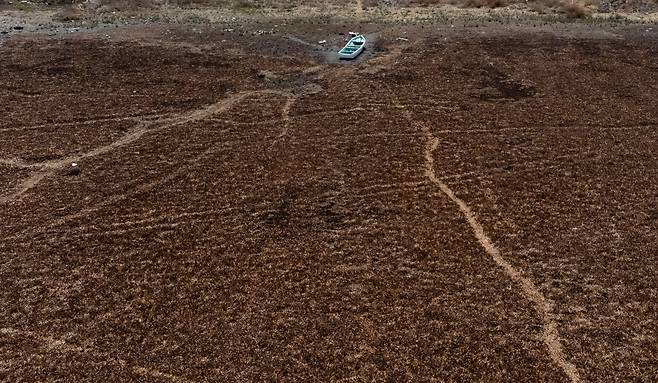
[
  {"xmin": 374, "ymin": 68, "xmax": 417, "ymax": 84},
  {"xmin": 317, "ymin": 199, "xmax": 348, "ymax": 228},
  {"xmin": 477, "ymin": 64, "xmax": 537, "ymax": 100},
  {"xmin": 259, "ymin": 185, "xmax": 350, "ymax": 231},
  {"xmin": 261, "ymin": 188, "xmax": 298, "ymax": 227}
]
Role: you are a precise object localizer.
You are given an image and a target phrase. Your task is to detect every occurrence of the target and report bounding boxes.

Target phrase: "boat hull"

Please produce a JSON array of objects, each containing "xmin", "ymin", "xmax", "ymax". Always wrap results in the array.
[
  {"xmin": 339, "ymin": 35, "xmax": 366, "ymax": 60},
  {"xmin": 339, "ymin": 45, "xmax": 365, "ymax": 59}
]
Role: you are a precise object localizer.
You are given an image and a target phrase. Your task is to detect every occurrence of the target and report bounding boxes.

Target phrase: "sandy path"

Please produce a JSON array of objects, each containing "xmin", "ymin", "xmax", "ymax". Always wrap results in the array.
[
  {"xmin": 0, "ymin": 157, "xmax": 38, "ymax": 169},
  {"xmin": 0, "ymin": 88, "xmax": 298, "ymax": 246},
  {"xmin": 0, "ymin": 112, "xmax": 175, "ymax": 133},
  {"xmin": 391, "ymin": 93, "xmax": 582, "ymax": 383},
  {"xmin": 0, "ymin": 89, "xmax": 290, "ymax": 205},
  {"xmin": 269, "ymin": 94, "xmax": 297, "ymax": 149},
  {"xmin": 423, "ymin": 133, "xmax": 582, "ymax": 383}
]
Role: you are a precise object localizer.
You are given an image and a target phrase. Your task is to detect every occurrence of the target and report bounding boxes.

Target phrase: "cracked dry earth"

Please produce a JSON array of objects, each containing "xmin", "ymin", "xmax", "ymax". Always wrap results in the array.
[{"xmin": 1, "ymin": 26, "xmax": 657, "ymax": 382}]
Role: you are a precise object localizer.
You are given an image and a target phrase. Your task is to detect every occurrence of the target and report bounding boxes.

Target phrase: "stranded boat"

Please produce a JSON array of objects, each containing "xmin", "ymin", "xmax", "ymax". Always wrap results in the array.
[{"xmin": 339, "ymin": 35, "xmax": 366, "ymax": 59}]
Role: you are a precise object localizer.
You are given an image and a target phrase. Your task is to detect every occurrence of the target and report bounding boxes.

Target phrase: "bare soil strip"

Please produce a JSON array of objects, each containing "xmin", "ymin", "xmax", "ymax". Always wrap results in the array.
[
  {"xmin": 286, "ymin": 36, "xmax": 324, "ymax": 50},
  {"xmin": 392, "ymin": 94, "xmax": 583, "ymax": 383},
  {"xmin": 0, "ymin": 327, "xmax": 194, "ymax": 383},
  {"xmin": 0, "ymin": 327, "xmax": 83, "ymax": 353},
  {"xmin": 0, "ymin": 139, "xmax": 230, "ymax": 242},
  {"xmin": 0, "ymin": 113, "xmax": 175, "ymax": 133},
  {"xmin": 269, "ymin": 94, "xmax": 297, "ymax": 149},
  {"xmin": 423, "ymin": 134, "xmax": 582, "ymax": 383},
  {"xmin": 0, "ymin": 158, "xmax": 39, "ymax": 169},
  {"xmin": 434, "ymin": 124, "xmax": 658, "ymax": 135},
  {"xmin": 210, "ymin": 107, "xmax": 370, "ymax": 129},
  {"xmin": 0, "ymin": 89, "xmax": 297, "ymax": 245},
  {"xmin": 0, "ymin": 90, "xmax": 290, "ymax": 204}
]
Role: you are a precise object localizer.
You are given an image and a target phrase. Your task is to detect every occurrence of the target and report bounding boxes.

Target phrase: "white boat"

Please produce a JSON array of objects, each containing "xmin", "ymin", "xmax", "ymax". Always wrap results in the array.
[{"xmin": 339, "ymin": 35, "xmax": 366, "ymax": 60}]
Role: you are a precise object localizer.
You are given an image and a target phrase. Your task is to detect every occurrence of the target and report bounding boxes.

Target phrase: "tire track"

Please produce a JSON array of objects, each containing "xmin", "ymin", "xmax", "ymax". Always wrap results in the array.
[
  {"xmin": 269, "ymin": 94, "xmax": 297, "ymax": 149},
  {"xmin": 286, "ymin": 36, "xmax": 325, "ymax": 50},
  {"xmin": 439, "ymin": 151, "xmax": 602, "ymax": 185},
  {"xmin": 340, "ymin": 183, "xmax": 432, "ymax": 201},
  {"xmin": 5, "ymin": 204, "xmax": 271, "ymax": 246},
  {"xmin": 210, "ymin": 106, "xmax": 368, "ymax": 127},
  {"xmin": 0, "ymin": 157, "xmax": 39, "ymax": 169},
  {"xmin": 322, "ymin": 180, "xmax": 429, "ymax": 198},
  {"xmin": 0, "ymin": 327, "xmax": 195, "ymax": 383},
  {"xmin": 433, "ymin": 123, "xmax": 658, "ymax": 135},
  {"xmin": 46, "ymin": 219, "xmax": 247, "ymax": 244},
  {"xmin": 0, "ymin": 91, "xmax": 151, "ymax": 100},
  {"xmin": 1, "ymin": 89, "xmax": 295, "ymax": 243},
  {"xmin": 392, "ymin": 95, "xmax": 582, "ymax": 383},
  {"xmin": 0, "ymin": 112, "xmax": 175, "ymax": 133},
  {"xmin": 0, "ymin": 139, "xmax": 232, "ymax": 244},
  {"xmin": 0, "ymin": 90, "xmax": 290, "ymax": 205}
]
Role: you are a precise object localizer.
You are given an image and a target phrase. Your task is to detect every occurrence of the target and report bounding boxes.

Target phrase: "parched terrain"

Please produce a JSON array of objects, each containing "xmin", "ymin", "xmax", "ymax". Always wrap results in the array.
[{"xmin": 1, "ymin": 21, "xmax": 657, "ymax": 382}]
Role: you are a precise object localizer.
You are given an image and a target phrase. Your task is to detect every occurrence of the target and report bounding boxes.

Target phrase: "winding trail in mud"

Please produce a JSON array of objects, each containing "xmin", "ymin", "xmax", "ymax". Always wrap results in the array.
[
  {"xmin": 270, "ymin": 94, "xmax": 297, "ymax": 149},
  {"xmin": 0, "ymin": 88, "xmax": 299, "ymax": 246},
  {"xmin": 0, "ymin": 89, "xmax": 291, "ymax": 204},
  {"xmin": 0, "ymin": 157, "xmax": 36, "ymax": 169},
  {"xmin": 422, "ymin": 132, "xmax": 581, "ymax": 383},
  {"xmin": 0, "ymin": 112, "xmax": 174, "ymax": 133},
  {"xmin": 391, "ymin": 93, "xmax": 582, "ymax": 383}
]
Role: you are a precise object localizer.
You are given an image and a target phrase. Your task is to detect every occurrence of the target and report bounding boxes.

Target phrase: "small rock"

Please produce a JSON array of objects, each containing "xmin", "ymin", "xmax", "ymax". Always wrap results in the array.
[
  {"xmin": 66, "ymin": 163, "xmax": 80, "ymax": 176},
  {"xmin": 13, "ymin": 26, "xmax": 24, "ymax": 31},
  {"xmin": 256, "ymin": 70, "xmax": 277, "ymax": 81}
]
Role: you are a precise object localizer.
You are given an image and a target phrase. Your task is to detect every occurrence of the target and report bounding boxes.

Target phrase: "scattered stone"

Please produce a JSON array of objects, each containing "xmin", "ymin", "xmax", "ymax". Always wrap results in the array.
[{"xmin": 318, "ymin": 40, "xmax": 326, "ymax": 44}]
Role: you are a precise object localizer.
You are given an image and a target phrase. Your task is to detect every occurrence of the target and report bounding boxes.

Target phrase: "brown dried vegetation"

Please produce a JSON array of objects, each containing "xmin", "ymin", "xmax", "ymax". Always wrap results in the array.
[{"xmin": 1, "ymin": 22, "xmax": 657, "ymax": 383}]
